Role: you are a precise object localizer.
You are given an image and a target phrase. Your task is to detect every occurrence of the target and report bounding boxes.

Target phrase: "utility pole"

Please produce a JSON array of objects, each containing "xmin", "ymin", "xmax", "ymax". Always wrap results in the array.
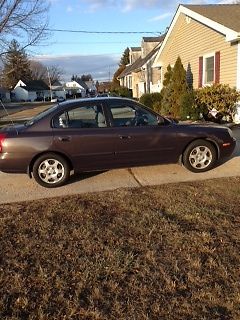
[{"xmin": 47, "ymin": 67, "xmax": 53, "ymax": 101}]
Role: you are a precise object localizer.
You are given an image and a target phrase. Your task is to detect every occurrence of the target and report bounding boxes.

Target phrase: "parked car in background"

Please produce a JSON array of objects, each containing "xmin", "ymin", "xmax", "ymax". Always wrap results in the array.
[{"xmin": 0, "ymin": 97, "xmax": 236, "ymax": 188}]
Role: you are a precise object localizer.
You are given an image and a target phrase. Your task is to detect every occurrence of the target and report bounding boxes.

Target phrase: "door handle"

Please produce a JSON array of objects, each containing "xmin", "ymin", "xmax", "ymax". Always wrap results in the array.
[
  {"xmin": 119, "ymin": 135, "xmax": 131, "ymax": 140},
  {"xmin": 58, "ymin": 136, "xmax": 71, "ymax": 142}
]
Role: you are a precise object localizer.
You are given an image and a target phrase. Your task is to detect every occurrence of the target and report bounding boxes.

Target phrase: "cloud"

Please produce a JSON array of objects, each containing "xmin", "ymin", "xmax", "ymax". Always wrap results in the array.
[
  {"xmin": 149, "ymin": 12, "xmax": 172, "ymax": 22},
  {"xmin": 34, "ymin": 53, "xmax": 120, "ymax": 81},
  {"xmin": 82, "ymin": 0, "xmax": 177, "ymax": 12},
  {"xmin": 66, "ymin": 5, "xmax": 73, "ymax": 12},
  {"xmin": 82, "ymin": 0, "xmax": 223, "ymax": 12}
]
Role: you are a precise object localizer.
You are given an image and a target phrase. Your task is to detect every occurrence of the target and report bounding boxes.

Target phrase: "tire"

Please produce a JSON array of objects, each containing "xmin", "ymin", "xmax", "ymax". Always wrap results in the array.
[
  {"xmin": 33, "ymin": 153, "xmax": 70, "ymax": 188},
  {"xmin": 183, "ymin": 139, "xmax": 217, "ymax": 173}
]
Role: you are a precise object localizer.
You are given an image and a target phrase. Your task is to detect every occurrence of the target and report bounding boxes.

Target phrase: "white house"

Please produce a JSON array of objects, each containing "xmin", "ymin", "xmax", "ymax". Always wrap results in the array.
[
  {"xmin": 64, "ymin": 80, "xmax": 89, "ymax": 98},
  {"xmin": 12, "ymin": 80, "xmax": 50, "ymax": 102}
]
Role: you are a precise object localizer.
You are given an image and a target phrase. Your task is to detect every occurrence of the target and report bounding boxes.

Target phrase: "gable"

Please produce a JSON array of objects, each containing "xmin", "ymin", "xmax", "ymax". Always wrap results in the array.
[{"xmin": 154, "ymin": 12, "xmax": 238, "ymax": 88}]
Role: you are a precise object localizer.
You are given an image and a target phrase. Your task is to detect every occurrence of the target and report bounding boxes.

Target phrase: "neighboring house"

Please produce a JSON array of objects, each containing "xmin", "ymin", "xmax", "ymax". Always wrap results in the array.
[
  {"xmin": 85, "ymin": 80, "xmax": 97, "ymax": 96},
  {"xmin": 64, "ymin": 79, "xmax": 89, "ymax": 98},
  {"xmin": 0, "ymin": 88, "xmax": 11, "ymax": 102},
  {"xmin": 51, "ymin": 80, "xmax": 66, "ymax": 100},
  {"xmin": 119, "ymin": 47, "xmax": 141, "ymax": 90},
  {"xmin": 12, "ymin": 80, "xmax": 50, "ymax": 102},
  {"xmin": 119, "ymin": 37, "xmax": 165, "ymax": 98},
  {"xmin": 153, "ymin": 4, "xmax": 240, "ymax": 91}
]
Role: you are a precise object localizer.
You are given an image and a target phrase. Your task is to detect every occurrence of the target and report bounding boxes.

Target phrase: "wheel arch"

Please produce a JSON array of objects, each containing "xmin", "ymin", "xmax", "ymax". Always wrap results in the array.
[
  {"xmin": 179, "ymin": 137, "xmax": 220, "ymax": 164},
  {"xmin": 28, "ymin": 151, "xmax": 74, "ymax": 178}
]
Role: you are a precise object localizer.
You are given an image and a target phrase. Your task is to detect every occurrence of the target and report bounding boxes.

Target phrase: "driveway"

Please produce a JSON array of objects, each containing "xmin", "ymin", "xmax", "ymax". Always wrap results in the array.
[{"xmin": 0, "ymin": 128, "xmax": 239, "ymax": 204}]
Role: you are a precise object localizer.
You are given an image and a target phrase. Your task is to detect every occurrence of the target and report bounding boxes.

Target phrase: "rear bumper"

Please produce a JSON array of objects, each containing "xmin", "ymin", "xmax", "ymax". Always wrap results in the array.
[{"xmin": 0, "ymin": 153, "xmax": 29, "ymax": 173}]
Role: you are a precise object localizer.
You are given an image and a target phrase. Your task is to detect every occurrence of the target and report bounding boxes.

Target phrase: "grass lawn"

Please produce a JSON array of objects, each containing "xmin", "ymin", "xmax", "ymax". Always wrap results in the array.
[{"xmin": 0, "ymin": 177, "xmax": 240, "ymax": 320}]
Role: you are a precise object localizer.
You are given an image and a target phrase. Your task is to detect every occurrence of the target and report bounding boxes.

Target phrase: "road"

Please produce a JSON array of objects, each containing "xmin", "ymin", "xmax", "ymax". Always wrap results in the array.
[{"xmin": 0, "ymin": 128, "xmax": 239, "ymax": 205}]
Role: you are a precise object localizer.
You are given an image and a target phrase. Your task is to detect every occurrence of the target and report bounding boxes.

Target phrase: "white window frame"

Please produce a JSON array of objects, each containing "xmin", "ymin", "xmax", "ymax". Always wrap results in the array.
[{"xmin": 203, "ymin": 52, "xmax": 215, "ymax": 86}]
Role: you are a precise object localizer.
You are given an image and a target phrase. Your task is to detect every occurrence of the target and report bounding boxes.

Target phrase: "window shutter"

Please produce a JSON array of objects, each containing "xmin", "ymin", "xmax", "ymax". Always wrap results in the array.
[
  {"xmin": 215, "ymin": 51, "xmax": 220, "ymax": 84},
  {"xmin": 198, "ymin": 56, "xmax": 203, "ymax": 88}
]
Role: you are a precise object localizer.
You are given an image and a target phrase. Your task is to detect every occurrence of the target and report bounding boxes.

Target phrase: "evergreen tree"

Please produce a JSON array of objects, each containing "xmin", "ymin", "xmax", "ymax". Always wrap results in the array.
[
  {"xmin": 161, "ymin": 64, "xmax": 173, "ymax": 115},
  {"xmin": 163, "ymin": 64, "xmax": 173, "ymax": 86},
  {"xmin": 171, "ymin": 56, "xmax": 188, "ymax": 117},
  {"xmin": 120, "ymin": 48, "xmax": 130, "ymax": 66},
  {"xmin": 2, "ymin": 40, "xmax": 32, "ymax": 88}
]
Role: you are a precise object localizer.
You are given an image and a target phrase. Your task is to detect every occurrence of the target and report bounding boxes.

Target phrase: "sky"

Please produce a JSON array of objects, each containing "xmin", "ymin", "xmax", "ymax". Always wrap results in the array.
[{"xmin": 33, "ymin": 0, "xmax": 224, "ymax": 82}]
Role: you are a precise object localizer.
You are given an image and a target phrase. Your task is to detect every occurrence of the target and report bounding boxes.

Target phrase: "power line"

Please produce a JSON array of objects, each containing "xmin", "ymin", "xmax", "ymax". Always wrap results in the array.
[{"xmin": 46, "ymin": 28, "xmax": 161, "ymax": 35}]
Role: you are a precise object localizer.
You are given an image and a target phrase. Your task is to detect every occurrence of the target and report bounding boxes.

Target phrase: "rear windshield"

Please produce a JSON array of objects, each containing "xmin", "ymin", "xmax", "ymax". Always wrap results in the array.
[{"xmin": 24, "ymin": 104, "xmax": 59, "ymax": 127}]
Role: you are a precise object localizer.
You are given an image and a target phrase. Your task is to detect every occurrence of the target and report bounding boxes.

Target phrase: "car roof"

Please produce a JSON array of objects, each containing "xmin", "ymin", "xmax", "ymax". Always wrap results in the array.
[{"xmin": 56, "ymin": 96, "xmax": 135, "ymax": 108}]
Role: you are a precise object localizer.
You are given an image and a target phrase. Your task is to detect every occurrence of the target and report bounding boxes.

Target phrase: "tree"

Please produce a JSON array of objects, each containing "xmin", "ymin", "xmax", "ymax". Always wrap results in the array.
[
  {"xmin": 160, "ymin": 64, "xmax": 173, "ymax": 115},
  {"xmin": 111, "ymin": 48, "xmax": 130, "ymax": 91},
  {"xmin": 29, "ymin": 61, "xmax": 63, "ymax": 85},
  {"xmin": 111, "ymin": 64, "xmax": 125, "ymax": 91},
  {"xmin": 171, "ymin": 56, "xmax": 188, "ymax": 117},
  {"xmin": 120, "ymin": 47, "xmax": 130, "ymax": 66},
  {"xmin": 2, "ymin": 39, "xmax": 32, "ymax": 88},
  {"xmin": 81, "ymin": 74, "xmax": 93, "ymax": 82},
  {"xmin": 0, "ymin": 0, "xmax": 49, "ymax": 54}
]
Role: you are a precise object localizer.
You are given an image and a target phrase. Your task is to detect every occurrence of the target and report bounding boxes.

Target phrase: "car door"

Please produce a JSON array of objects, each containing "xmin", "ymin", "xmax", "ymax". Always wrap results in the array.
[
  {"xmin": 52, "ymin": 101, "xmax": 116, "ymax": 171},
  {"xmin": 107, "ymin": 100, "xmax": 178, "ymax": 167}
]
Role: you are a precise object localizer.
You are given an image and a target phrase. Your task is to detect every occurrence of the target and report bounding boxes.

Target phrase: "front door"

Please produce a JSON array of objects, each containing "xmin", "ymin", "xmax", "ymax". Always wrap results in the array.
[{"xmin": 107, "ymin": 101, "xmax": 177, "ymax": 167}]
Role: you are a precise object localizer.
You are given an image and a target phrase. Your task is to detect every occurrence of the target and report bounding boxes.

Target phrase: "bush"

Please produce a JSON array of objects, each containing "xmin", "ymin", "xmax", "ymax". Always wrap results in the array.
[
  {"xmin": 180, "ymin": 90, "xmax": 200, "ymax": 120},
  {"xmin": 195, "ymin": 84, "xmax": 240, "ymax": 122},
  {"xmin": 140, "ymin": 92, "xmax": 162, "ymax": 111},
  {"xmin": 111, "ymin": 86, "xmax": 132, "ymax": 98}
]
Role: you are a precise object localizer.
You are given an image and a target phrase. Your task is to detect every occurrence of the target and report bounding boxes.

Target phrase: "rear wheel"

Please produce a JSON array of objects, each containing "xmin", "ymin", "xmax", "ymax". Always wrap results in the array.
[
  {"xmin": 33, "ymin": 153, "xmax": 70, "ymax": 188},
  {"xmin": 183, "ymin": 139, "xmax": 217, "ymax": 173}
]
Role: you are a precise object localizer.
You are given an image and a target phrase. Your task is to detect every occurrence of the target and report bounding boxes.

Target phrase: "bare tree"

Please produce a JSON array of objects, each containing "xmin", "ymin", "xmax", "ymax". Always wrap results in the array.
[
  {"xmin": 0, "ymin": 0, "xmax": 49, "ymax": 55},
  {"xmin": 30, "ymin": 60, "xmax": 64, "ymax": 84}
]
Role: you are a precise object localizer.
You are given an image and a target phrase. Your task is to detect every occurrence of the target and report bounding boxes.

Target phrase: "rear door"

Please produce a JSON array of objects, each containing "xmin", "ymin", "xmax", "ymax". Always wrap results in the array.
[{"xmin": 52, "ymin": 101, "xmax": 116, "ymax": 171}]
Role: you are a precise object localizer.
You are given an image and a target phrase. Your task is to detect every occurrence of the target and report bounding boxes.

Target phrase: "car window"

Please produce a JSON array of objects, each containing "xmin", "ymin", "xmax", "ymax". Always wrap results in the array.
[
  {"xmin": 109, "ymin": 104, "xmax": 158, "ymax": 127},
  {"xmin": 53, "ymin": 104, "xmax": 107, "ymax": 128}
]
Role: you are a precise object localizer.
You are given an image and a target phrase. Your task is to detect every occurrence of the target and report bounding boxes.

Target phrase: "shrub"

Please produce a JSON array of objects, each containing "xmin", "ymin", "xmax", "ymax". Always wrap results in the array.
[
  {"xmin": 111, "ymin": 86, "xmax": 132, "ymax": 98},
  {"xmin": 140, "ymin": 92, "xmax": 162, "ymax": 111},
  {"xmin": 195, "ymin": 84, "xmax": 240, "ymax": 122}
]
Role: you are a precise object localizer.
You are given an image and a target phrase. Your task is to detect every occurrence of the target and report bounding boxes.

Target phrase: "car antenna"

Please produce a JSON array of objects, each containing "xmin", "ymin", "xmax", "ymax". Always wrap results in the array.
[{"xmin": 0, "ymin": 100, "xmax": 19, "ymax": 135}]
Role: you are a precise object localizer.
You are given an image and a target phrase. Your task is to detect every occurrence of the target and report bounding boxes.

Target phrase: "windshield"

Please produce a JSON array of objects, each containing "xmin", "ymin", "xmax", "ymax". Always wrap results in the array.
[{"xmin": 24, "ymin": 104, "xmax": 59, "ymax": 127}]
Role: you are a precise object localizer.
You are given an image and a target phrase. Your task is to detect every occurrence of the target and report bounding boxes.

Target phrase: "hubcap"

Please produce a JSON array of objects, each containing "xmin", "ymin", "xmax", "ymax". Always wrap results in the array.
[
  {"xmin": 189, "ymin": 146, "xmax": 213, "ymax": 170},
  {"xmin": 38, "ymin": 159, "xmax": 65, "ymax": 184}
]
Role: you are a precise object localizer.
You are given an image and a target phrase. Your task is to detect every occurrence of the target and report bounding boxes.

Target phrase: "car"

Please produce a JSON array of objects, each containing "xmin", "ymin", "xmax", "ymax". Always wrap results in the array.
[
  {"xmin": 0, "ymin": 97, "xmax": 236, "ymax": 188},
  {"xmin": 57, "ymin": 97, "xmax": 65, "ymax": 102}
]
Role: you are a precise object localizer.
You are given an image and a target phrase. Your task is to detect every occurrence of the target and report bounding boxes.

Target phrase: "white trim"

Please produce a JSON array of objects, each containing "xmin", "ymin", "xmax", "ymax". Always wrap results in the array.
[
  {"xmin": 152, "ymin": 4, "xmax": 239, "ymax": 68},
  {"xmin": 202, "ymin": 52, "xmax": 215, "ymax": 86},
  {"xmin": 237, "ymin": 42, "xmax": 240, "ymax": 90}
]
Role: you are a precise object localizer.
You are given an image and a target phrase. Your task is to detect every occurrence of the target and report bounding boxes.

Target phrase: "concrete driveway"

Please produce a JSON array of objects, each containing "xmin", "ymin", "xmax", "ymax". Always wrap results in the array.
[{"xmin": 0, "ymin": 128, "xmax": 239, "ymax": 204}]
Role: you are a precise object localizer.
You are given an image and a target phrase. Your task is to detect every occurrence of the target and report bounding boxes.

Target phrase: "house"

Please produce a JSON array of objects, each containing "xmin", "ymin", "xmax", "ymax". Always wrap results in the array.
[
  {"xmin": 12, "ymin": 80, "xmax": 50, "ymax": 102},
  {"xmin": 119, "ymin": 37, "xmax": 165, "ymax": 98},
  {"xmin": 51, "ymin": 80, "xmax": 66, "ymax": 100},
  {"xmin": 84, "ymin": 80, "xmax": 97, "ymax": 96},
  {"xmin": 119, "ymin": 47, "xmax": 141, "ymax": 90},
  {"xmin": 64, "ymin": 79, "xmax": 89, "ymax": 98},
  {"xmin": 153, "ymin": 4, "xmax": 240, "ymax": 92}
]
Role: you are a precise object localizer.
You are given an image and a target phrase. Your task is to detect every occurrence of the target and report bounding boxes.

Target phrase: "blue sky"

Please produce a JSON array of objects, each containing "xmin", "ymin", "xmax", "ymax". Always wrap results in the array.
[{"xmin": 34, "ymin": 0, "xmax": 221, "ymax": 82}]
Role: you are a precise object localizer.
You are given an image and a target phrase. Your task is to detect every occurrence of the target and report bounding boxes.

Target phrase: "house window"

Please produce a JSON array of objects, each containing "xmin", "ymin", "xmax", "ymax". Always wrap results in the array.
[{"xmin": 204, "ymin": 55, "xmax": 214, "ymax": 84}]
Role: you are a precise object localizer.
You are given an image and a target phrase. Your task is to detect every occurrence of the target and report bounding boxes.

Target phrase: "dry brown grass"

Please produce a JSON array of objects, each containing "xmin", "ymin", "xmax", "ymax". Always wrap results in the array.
[{"xmin": 0, "ymin": 177, "xmax": 240, "ymax": 320}]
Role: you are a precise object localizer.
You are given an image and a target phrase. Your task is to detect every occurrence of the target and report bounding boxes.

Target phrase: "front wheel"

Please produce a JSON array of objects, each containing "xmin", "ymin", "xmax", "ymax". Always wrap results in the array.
[
  {"xmin": 183, "ymin": 140, "xmax": 217, "ymax": 173},
  {"xmin": 33, "ymin": 153, "xmax": 70, "ymax": 188}
]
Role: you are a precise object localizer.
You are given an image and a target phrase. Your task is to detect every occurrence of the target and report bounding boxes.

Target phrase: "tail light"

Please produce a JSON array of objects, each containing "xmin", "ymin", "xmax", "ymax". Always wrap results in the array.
[{"xmin": 0, "ymin": 134, "xmax": 6, "ymax": 153}]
